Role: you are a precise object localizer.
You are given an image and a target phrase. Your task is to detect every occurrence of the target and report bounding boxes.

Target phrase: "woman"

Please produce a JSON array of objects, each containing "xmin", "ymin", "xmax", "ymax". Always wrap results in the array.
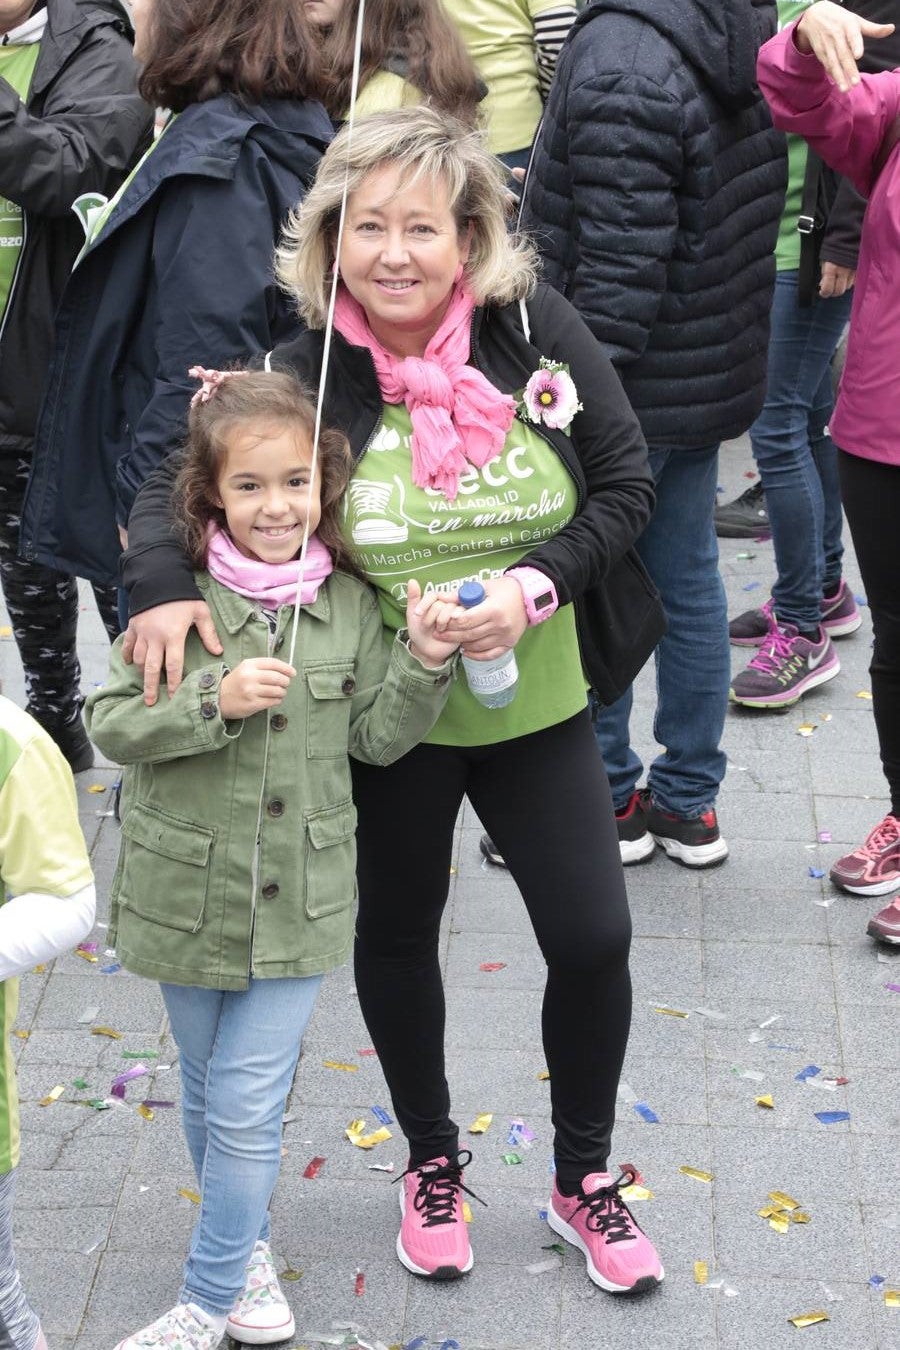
[
  {"xmin": 307, "ymin": 0, "xmax": 484, "ymax": 127},
  {"xmin": 757, "ymin": 3, "xmax": 900, "ymax": 940},
  {"xmin": 121, "ymin": 107, "xmax": 666, "ymax": 1296},
  {"xmin": 20, "ymin": 0, "xmax": 331, "ymax": 619}
]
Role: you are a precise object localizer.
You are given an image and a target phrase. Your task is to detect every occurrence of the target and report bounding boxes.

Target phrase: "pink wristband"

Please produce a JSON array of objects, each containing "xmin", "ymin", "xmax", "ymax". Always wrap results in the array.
[{"xmin": 507, "ymin": 566, "xmax": 559, "ymax": 625}]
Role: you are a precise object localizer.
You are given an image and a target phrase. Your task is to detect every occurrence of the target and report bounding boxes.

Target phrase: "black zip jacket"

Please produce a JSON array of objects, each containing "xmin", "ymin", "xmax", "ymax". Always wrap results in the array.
[
  {"xmin": 124, "ymin": 284, "xmax": 667, "ymax": 704},
  {"xmin": 0, "ymin": 0, "xmax": 151, "ymax": 449},
  {"xmin": 21, "ymin": 93, "xmax": 332, "ymax": 586},
  {"xmin": 520, "ymin": 0, "xmax": 786, "ymax": 449}
]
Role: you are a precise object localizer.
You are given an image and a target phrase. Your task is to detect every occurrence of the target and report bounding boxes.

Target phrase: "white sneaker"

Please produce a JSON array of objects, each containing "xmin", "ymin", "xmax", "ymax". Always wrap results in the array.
[
  {"xmin": 225, "ymin": 1241, "xmax": 296, "ymax": 1345},
  {"xmin": 113, "ymin": 1302, "xmax": 223, "ymax": 1349}
]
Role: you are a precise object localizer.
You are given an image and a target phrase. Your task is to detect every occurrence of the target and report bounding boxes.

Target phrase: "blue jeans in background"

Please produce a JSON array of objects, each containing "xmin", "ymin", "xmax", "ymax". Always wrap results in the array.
[
  {"xmin": 750, "ymin": 268, "xmax": 852, "ymax": 631},
  {"xmin": 161, "ymin": 975, "xmax": 323, "ymax": 1317},
  {"xmin": 592, "ymin": 445, "xmax": 729, "ymax": 818}
]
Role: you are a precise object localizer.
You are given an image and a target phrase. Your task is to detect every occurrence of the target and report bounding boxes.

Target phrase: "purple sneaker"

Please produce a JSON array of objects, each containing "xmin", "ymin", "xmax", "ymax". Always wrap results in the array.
[
  {"xmin": 821, "ymin": 579, "xmax": 862, "ymax": 637},
  {"xmin": 729, "ymin": 598, "xmax": 775, "ymax": 647},
  {"xmin": 730, "ymin": 624, "xmax": 839, "ymax": 708}
]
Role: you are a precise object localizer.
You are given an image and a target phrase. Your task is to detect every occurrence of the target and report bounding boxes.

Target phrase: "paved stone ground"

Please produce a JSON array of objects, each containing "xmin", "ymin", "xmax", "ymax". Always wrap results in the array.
[{"xmin": 4, "ymin": 437, "xmax": 899, "ymax": 1350}]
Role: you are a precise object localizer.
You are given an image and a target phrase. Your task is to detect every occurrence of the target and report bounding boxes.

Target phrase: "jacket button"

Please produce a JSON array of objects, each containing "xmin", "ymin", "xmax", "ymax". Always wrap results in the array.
[
  {"xmin": 267, "ymin": 798, "xmax": 285, "ymax": 818},
  {"xmin": 199, "ymin": 701, "xmax": 217, "ymax": 719},
  {"xmin": 261, "ymin": 882, "xmax": 279, "ymax": 900},
  {"xmin": 341, "ymin": 676, "xmax": 356, "ymax": 695},
  {"xmin": 198, "ymin": 671, "xmax": 216, "ymax": 690},
  {"xmin": 274, "ymin": 636, "xmax": 284, "ymax": 651},
  {"xmin": 435, "ymin": 673, "xmax": 450, "ymax": 687},
  {"xmin": 270, "ymin": 713, "xmax": 287, "ymax": 731}
]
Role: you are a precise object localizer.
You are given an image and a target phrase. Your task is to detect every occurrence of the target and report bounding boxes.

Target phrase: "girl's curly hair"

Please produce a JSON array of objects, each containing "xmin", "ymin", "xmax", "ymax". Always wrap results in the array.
[{"xmin": 174, "ymin": 367, "xmax": 362, "ymax": 579}]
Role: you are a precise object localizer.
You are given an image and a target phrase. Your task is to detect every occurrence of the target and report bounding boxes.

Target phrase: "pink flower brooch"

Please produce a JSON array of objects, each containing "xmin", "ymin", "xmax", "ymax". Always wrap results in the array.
[{"xmin": 519, "ymin": 359, "xmax": 583, "ymax": 435}]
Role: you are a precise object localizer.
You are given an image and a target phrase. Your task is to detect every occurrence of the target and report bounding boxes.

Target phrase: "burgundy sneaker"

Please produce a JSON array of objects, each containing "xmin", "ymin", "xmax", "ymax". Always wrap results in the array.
[
  {"xmin": 831, "ymin": 815, "xmax": 900, "ymax": 896},
  {"xmin": 645, "ymin": 796, "xmax": 728, "ymax": 868},
  {"xmin": 867, "ymin": 895, "xmax": 900, "ymax": 944},
  {"xmin": 821, "ymin": 579, "xmax": 862, "ymax": 638},
  {"xmin": 615, "ymin": 790, "xmax": 655, "ymax": 865},
  {"xmin": 729, "ymin": 598, "xmax": 775, "ymax": 648},
  {"xmin": 548, "ymin": 1167, "xmax": 664, "ymax": 1294},
  {"xmin": 395, "ymin": 1151, "xmax": 482, "ymax": 1279},
  {"xmin": 729, "ymin": 623, "xmax": 839, "ymax": 708}
]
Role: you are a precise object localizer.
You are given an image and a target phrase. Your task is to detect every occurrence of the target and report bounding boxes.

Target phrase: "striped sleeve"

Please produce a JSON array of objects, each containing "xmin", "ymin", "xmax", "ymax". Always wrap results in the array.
[{"xmin": 533, "ymin": 6, "xmax": 577, "ymax": 100}]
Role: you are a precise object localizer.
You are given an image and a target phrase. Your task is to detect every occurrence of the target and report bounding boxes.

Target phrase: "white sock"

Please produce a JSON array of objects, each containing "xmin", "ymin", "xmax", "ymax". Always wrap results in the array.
[{"xmin": 186, "ymin": 1302, "xmax": 229, "ymax": 1337}]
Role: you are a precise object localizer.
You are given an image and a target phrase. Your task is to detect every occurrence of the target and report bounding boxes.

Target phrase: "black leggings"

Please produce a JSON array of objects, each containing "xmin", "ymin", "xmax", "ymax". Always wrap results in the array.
[
  {"xmin": 838, "ymin": 450, "xmax": 900, "ymax": 814},
  {"xmin": 351, "ymin": 708, "xmax": 632, "ymax": 1191}
]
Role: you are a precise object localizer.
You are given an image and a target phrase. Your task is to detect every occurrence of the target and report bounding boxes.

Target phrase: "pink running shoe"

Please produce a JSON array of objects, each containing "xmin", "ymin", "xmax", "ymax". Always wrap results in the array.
[
  {"xmin": 395, "ymin": 1151, "xmax": 482, "ymax": 1279},
  {"xmin": 548, "ymin": 1167, "xmax": 664, "ymax": 1294},
  {"xmin": 830, "ymin": 815, "xmax": 900, "ymax": 896}
]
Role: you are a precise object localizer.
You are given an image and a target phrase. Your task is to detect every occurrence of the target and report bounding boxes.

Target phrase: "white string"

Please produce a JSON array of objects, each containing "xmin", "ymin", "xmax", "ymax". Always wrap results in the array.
[{"xmin": 287, "ymin": 0, "xmax": 367, "ymax": 668}]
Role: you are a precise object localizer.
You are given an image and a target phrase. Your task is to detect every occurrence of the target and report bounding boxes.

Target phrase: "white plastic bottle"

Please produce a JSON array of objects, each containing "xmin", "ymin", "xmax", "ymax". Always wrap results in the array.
[{"xmin": 458, "ymin": 581, "xmax": 518, "ymax": 708}]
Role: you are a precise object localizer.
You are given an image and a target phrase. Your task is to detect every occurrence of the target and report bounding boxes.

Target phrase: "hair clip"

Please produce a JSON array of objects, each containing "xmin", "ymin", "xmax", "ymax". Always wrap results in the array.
[{"xmin": 188, "ymin": 365, "xmax": 249, "ymax": 408}]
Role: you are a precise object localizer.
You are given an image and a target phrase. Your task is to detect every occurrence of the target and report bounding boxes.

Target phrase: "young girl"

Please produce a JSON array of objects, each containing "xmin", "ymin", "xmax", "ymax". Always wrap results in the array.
[{"xmin": 86, "ymin": 369, "xmax": 458, "ymax": 1350}]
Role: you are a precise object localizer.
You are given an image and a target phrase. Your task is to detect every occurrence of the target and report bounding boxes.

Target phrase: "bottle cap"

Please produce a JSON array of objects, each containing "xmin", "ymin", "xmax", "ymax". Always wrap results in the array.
[{"xmin": 458, "ymin": 581, "xmax": 485, "ymax": 609}]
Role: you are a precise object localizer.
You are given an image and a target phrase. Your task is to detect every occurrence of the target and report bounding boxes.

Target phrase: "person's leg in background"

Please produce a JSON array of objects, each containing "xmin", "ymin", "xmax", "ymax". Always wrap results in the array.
[
  {"xmin": 0, "ymin": 1169, "xmax": 45, "ymax": 1350},
  {"xmin": 593, "ymin": 444, "xmax": 729, "ymax": 868},
  {"xmin": 729, "ymin": 273, "xmax": 856, "ymax": 707},
  {"xmin": 830, "ymin": 451, "xmax": 900, "ymax": 921},
  {"xmin": 0, "ymin": 451, "xmax": 94, "ymax": 772}
]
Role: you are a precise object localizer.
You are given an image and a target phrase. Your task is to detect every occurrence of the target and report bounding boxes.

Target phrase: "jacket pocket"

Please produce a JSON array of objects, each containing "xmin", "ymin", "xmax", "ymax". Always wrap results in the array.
[
  {"xmin": 305, "ymin": 662, "xmax": 356, "ymax": 760},
  {"xmin": 304, "ymin": 798, "xmax": 358, "ymax": 919},
  {"xmin": 119, "ymin": 803, "xmax": 214, "ymax": 933}
]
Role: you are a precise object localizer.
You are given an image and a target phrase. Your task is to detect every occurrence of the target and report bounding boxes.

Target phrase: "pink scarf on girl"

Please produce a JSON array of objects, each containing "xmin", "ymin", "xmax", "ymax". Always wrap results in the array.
[
  {"xmin": 205, "ymin": 525, "xmax": 333, "ymax": 609},
  {"xmin": 333, "ymin": 283, "xmax": 516, "ymax": 500}
]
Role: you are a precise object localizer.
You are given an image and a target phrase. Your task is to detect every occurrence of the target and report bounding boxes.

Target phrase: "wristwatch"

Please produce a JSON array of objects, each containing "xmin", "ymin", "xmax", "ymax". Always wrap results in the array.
[{"xmin": 507, "ymin": 566, "xmax": 559, "ymax": 626}]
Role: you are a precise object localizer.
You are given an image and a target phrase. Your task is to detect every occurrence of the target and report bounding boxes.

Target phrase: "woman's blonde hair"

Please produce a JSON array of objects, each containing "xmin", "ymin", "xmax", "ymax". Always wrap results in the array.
[{"xmin": 276, "ymin": 106, "xmax": 538, "ymax": 328}]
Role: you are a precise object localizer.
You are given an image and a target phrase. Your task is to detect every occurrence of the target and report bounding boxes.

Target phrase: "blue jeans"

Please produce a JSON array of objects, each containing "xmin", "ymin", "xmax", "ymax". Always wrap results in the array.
[
  {"xmin": 750, "ymin": 269, "xmax": 852, "ymax": 630},
  {"xmin": 161, "ymin": 976, "xmax": 323, "ymax": 1317},
  {"xmin": 592, "ymin": 445, "xmax": 729, "ymax": 817}
]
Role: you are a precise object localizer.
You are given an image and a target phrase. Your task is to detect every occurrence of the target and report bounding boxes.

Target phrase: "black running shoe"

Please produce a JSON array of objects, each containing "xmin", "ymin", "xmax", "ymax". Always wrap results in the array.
[
  {"xmin": 645, "ymin": 798, "xmax": 729, "ymax": 868},
  {"xmin": 714, "ymin": 481, "xmax": 769, "ymax": 538},
  {"xmin": 615, "ymin": 790, "xmax": 655, "ymax": 865}
]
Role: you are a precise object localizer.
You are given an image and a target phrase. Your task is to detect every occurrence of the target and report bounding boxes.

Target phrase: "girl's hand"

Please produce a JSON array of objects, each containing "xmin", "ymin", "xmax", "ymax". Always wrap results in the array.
[
  {"xmin": 405, "ymin": 579, "xmax": 461, "ymax": 668},
  {"xmin": 436, "ymin": 575, "xmax": 528, "ymax": 660},
  {"xmin": 795, "ymin": 2, "xmax": 894, "ymax": 92},
  {"xmin": 219, "ymin": 658, "xmax": 296, "ymax": 719}
]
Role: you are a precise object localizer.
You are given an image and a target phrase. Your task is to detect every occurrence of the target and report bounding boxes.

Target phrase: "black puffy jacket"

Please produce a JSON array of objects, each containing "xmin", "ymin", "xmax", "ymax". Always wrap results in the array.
[
  {"xmin": 520, "ymin": 0, "xmax": 787, "ymax": 449},
  {"xmin": 0, "ymin": 0, "xmax": 151, "ymax": 451}
]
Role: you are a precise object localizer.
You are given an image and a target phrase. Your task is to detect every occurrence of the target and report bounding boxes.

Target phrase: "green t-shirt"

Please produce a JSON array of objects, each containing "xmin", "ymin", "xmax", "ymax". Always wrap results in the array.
[
  {"xmin": 343, "ymin": 404, "xmax": 589, "ymax": 746},
  {"xmin": 443, "ymin": 0, "xmax": 560, "ymax": 154},
  {"xmin": 0, "ymin": 43, "xmax": 40, "ymax": 322},
  {"xmin": 775, "ymin": 0, "xmax": 818, "ymax": 271},
  {"xmin": 0, "ymin": 698, "xmax": 93, "ymax": 1174}
]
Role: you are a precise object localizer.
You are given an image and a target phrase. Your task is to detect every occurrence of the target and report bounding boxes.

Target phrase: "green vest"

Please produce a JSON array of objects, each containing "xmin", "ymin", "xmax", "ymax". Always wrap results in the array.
[{"xmin": 0, "ymin": 43, "xmax": 40, "ymax": 322}]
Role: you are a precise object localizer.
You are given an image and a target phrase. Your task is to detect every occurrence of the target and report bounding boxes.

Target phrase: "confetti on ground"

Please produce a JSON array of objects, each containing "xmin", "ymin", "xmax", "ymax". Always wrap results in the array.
[
  {"xmin": 358, "ymin": 1048, "xmax": 377, "ymax": 1057},
  {"xmin": 869, "ymin": 1275, "xmax": 886, "ymax": 1290},
  {"xmin": 508, "ymin": 1120, "xmax": 536, "ymax": 1147},
  {"xmin": 680, "ymin": 1166, "xmax": 714, "ymax": 1183},
  {"xmin": 742, "ymin": 581, "xmax": 761, "ymax": 591},
  {"xmin": 39, "ymin": 1084, "xmax": 65, "ymax": 1106},
  {"xmin": 367, "ymin": 1162, "xmax": 394, "ymax": 1173},
  {"xmin": 323, "ymin": 1060, "xmax": 358, "ymax": 1072},
  {"xmin": 694, "ymin": 1261, "xmax": 709, "ymax": 1285},
  {"xmin": 122, "ymin": 1049, "xmax": 158, "ymax": 1059},
  {"xmin": 795, "ymin": 1065, "xmax": 821, "ymax": 1082},
  {"xmin": 620, "ymin": 1182, "xmax": 654, "ymax": 1201},
  {"xmin": 77, "ymin": 1006, "xmax": 99, "ymax": 1024},
  {"xmin": 479, "ymin": 962, "xmax": 506, "ymax": 972},
  {"xmin": 501, "ymin": 1152, "xmax": 523, "ymax": 1165},
  {"xmin": 770, "ymin": 1192, "xmax": 801, "ymax": 1211},
  {"xmin": 817, "ymin": 830, "xmax": 832, "ymax": 843},
  {"xmin": 86, "ymin": 784, "xmax": 106, "ymax": 794},
  {"xmin": 756, "ymin": 1095, "xmax": 775, "ymax": 1109},
  {"xmin": 732, "ymin": 1066, "xmax": 765, "ymax": 1082},
  {"xmin": 468, "ymin": 1113, "xmax": 493, "ymax": 1134},
  {"xmin": 345, "ymin": 1121, "xmax": 392, "ymax": 1149},
  {"xmin": 694, "ymin": 1007, "xmax": 727, "ymax": 1020},
  {"xmin": 815, "ymin": 1111, "xmax": 850, "ymax": 1125},
  {"xmin": 527, "ymin": 1256, "xmax": 562, "ymax": 1275},
  {"xmin": 110, "ymin": 1065, "xmax": 149, "ymax": 1099},
  {"xmin": 797, "ymin": 724, "xmax": 816, "ymax": 737},
  {"xmin": 885, "ymin": 983, "xmax": 900, "ymax": 994},
  {"xmin": 808, "ymin": 867, "xmax": 826, "ymax": 879},
  {"xmin": 72, "ymin": 1078, "xmax": 89, "ymax": 1090},
  {"xmin": 736, "ymin": 551, "xmax": 756, "ymax": 560},
  {"xmin": 280, "ymin": 1267, "xmax": 303, "ymax": 1282},
  {"xmin": 0, "ymin": 626, "xmax": 11, "ymax": 637},
  {"xmin": 634, "ymin": 1102, "xmax": 660, "ymax": 1124},
  {"xmin": 31, "ymin": 965, "xmax": 46, "ymax": 974},
  {"xmin": 616, "ymin": 1080, "xmax": 637, "ymax": 1102},
  {"xmin": 303, "ymin": 1157, "xmax": 326, "ymax": 1179},
  {"xmin": 819, "ymin": 1283, "xmax": 842, "ymax": 1303},
  {"xmin": 91, "ymin": 1026, "xmax": 123, "ymax": 1039},
  {"xmin": 788, "ymin": 1312, "xmax": 829, "ymax": 1328},
  {"xmin": 651, "ymin": 1005, "xmax": 689, "ymax": 1018},
  {"xmin": 856, "ymin": 690, "xmax": 873, "ymax": 700},
  {"xmin": 354, "ymin": 1268, "xmax": 365, "ymax": 1297},
  {"xmin": 137, "ymin": 1104, "xmax": 154, "ymax": 1121},
  {"xmin": 142, "ymin": 1100, "xmax": 175, "ymax": 1109},
  {"xmin": 177, "ymin": 1187, "xmax": 200, "ymax": 1204},
  {"xmin": 74, "ymin": 945, "xmax": 98, "ymax": 963},
  {"xmin": 12, "ymin": 1030, "xmax": 28, "ymax": 1040},
  {"xmin": 462, "ymin": 1202, "xmax": 472, "ymax": 1223},
  {"xmin": 100, "ymin": 963, "xmax": 121, "ymax": 974},
  {"xmin": 371, "ymin": 1105, "xmax": 392, "ymax": 1125},
  {"xmin": 537, "ymin": 1069, "xmax": 550, "ymax": 1081},
  {"xmin": 885, "ymin": 1290, "xmax": 900, "ymax": 1308},
  {"xmin": 758, "ymin": 1015, "xmax": 781, "ymax": 1028}
]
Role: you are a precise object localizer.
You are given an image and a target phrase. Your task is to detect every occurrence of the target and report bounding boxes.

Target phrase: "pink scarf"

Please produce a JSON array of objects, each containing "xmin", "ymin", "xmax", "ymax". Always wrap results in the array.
[
  {"xmin": 333, "ymin": 283, "xmax": 516, "ymax": 500},
  {"xmin": 205, "ymin": 526, "xmax": 333, "ymax": 608}
]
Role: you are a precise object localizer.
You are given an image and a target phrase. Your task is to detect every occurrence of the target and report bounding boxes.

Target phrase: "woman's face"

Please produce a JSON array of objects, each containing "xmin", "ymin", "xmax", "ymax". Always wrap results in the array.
[
  {"xmin": 339, "ymin": 163, "xmax": 473, "ymax": 358},
  {"xmin": 129, "ymin": 0, "xmax": 153, "ymax": 62},
  {"xmin": 303, "ymin": 0, "xmax": 343, "ymax": 28}
]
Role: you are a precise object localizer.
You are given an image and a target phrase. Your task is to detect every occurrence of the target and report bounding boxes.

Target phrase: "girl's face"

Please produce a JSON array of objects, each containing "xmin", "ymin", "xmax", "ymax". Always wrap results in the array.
[
  {"xmin": 339, "ymin": 162, "xmax": 473, "ymax": 358},
  {"xmin": 129, "ymin": 0, "xmax": 153, "ymax": 62},
  {"xmin": 303, "ymin": 0, "xmax": 343, "ymax": 27},
  {"xmin": 215, "ymin": 421, "xmax": 321, "ymax": 564}
]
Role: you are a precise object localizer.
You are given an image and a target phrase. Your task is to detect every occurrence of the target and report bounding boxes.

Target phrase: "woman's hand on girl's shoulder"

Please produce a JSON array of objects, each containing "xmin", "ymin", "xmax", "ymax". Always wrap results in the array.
[
  {"xmin": 405, "ymin": 579, "xmax": 461, "ymax": 669},
  {"xmin": 122, "ymin": 600, "xmax": 223, "ymax": 706},
  {"xmin": 219, "ymin": 658, "xmax": 296, "ymax": 720}
]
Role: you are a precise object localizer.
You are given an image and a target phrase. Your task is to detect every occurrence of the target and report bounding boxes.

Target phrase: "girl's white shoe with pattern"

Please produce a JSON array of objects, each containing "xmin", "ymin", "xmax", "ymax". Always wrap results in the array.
[
  {"xmin": 225, "ymin": 1240, "xmax": 296, "ymax": 1345},
  {"xmin": 113, "ymin": 1302, "xmax": 223, "ymax": 1349}
]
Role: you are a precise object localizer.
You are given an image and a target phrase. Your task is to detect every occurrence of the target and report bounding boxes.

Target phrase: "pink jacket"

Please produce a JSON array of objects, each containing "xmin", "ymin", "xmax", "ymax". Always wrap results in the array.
[{"xmin": 758, "ymin": 24, "xmax": 900, "ymax": 465}]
